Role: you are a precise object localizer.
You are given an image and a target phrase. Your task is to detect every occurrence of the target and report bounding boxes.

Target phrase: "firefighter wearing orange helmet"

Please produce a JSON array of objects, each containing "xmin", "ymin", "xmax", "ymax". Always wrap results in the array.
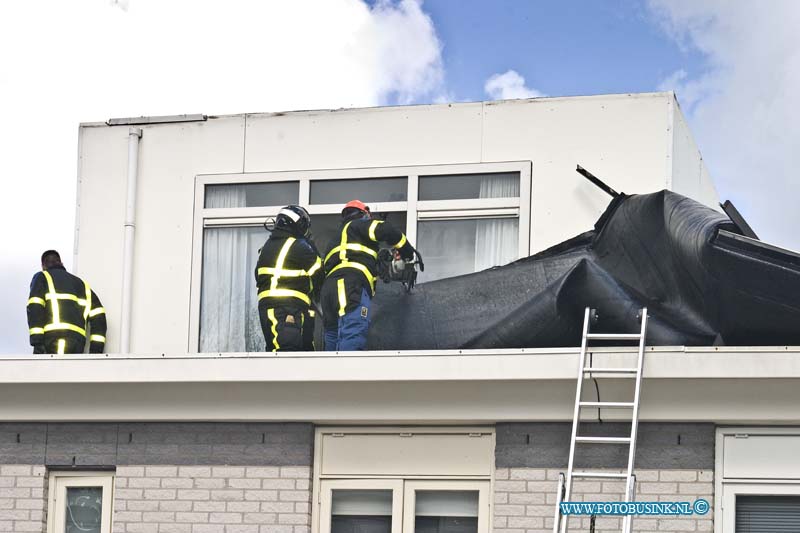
[{"xmin": 320, "ymin": 200, "xmax": 415, "ymax": 350}]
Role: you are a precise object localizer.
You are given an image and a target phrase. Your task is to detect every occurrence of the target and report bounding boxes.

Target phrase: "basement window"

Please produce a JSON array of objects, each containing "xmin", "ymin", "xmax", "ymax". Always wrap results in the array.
[{"xmin": 47, "ymin": 471, "xmax": 114, "ymax": 533}]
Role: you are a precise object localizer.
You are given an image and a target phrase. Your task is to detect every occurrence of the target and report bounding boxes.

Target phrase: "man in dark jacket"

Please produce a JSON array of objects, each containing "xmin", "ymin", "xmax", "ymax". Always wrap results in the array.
[
  {"xmin": 321, "ymin": 200, "xmax": 415, "ymax": 351},
  {"xmin": 27, "ymin": 250, "xmax": 107, "ymax": 354},
  {"xmin": 255, "ymin": 205, "xmax": 323, "ymax": 352}
]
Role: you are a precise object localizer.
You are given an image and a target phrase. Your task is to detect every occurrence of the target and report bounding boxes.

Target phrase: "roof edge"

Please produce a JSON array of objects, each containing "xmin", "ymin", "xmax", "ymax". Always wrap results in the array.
[{"xmin": 78, "ymin": 91, "xmax": 675, "ymax": 128}]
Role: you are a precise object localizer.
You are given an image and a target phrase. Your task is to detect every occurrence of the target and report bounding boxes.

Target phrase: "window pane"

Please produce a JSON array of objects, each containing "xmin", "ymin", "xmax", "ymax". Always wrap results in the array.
[
  {"xmin": 312, "ymin": 213, "xmax": 407, "ymax": 257},
  {"xmin": 310, "ymin": 177, "xmax": 408, "ymax": 205},
  {"xmin": 736, "ymin": 495, "xmax": 800, "ymax": 533},
  {"xmin": 418, "ymin": 172, "xmax": 519, "ymax": 201},
  {"xmin": 417, "ymin": 218, "xmax": 518, "ymax": 282},
  {"xmin": 200, "ymin": 226, "xmax": 268, "ymax": 352},
  {"xmin": 331, "ymin": 490, "xmax": 393, "ymax": 533},
  {"xmin": 414, "ymin": 491, "xmax": 478, "ymax": 533},
  {"xmin": 310, "ymin": 214, "xmax": 345, "ymax": 256},
  {"xmin": 65, "ymin": 486, "xmax": 103, "ymax": 533},
  {"xmin": 205, "ymin": 182, "xmax": 299, "ymax": 208}
]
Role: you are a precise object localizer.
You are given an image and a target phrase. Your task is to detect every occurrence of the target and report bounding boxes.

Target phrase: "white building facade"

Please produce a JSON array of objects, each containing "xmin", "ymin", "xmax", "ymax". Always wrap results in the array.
[{"xmin": 1, "ymin": 93, "xmax": 796, "ymax": 533}]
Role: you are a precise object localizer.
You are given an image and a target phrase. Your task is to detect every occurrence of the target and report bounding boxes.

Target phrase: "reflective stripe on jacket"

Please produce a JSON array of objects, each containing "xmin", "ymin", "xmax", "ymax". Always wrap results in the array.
[
  {"xmin": 27, "ymin": 266, "xmax": 107, "ymax": 349},
  {"xmin": 255, "ymin": 228, "xmax": 323, "ymax": 308},
  {"xmin": 323, "ymin": 217, "xmax": 411, "ymax": 294}
]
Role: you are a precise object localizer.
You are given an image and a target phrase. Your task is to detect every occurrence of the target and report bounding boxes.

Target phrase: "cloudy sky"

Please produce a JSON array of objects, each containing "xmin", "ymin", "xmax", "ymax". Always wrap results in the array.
[{"xmin": 1, "ymin": 0, "xmax": 798, "ymax": 353}]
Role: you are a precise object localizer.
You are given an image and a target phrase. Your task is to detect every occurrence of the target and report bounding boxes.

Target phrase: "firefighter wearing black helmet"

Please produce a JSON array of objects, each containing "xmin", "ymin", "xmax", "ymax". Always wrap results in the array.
[{"xmin": 255, "ymin": 205, "xmax": 323, "ymax": 352}]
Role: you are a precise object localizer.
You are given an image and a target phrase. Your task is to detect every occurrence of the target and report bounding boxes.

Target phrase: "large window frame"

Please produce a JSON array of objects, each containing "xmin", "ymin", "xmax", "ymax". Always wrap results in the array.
[
  {"xmin": 47, "ymin": 471, "xmax": 115, "ymax": 533},
  {"xmin": 312, "ymin": 427, "xmax": 494, "ymax": 533},
  {"xmin": 189, "ymin": 162, "xmax": 532, "ymax": 352},
  {"xmin": 722, "ymin": 483, "xmax": 800, "ymax": 533},
  {"xmin": 715, "ymin": 427, "xmax": 800, "ymax": 533}
]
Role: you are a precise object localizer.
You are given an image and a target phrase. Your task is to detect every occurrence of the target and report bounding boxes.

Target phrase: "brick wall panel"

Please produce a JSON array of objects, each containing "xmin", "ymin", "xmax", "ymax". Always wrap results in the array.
[
  {"xmin": 114, "ymin": 464, "xmax": 311, "ymax": 533},
  {"xmin": 0, "ymin": 464, "xmax": 46, "ymax": 532},
  {"xmin": 494, "ymin": 467, "xmax": 714, "ymax": 533}
]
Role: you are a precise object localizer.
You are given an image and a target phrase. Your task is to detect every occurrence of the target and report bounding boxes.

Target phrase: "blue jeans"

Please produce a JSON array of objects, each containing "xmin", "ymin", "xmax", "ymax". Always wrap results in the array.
[{"xmin": 324, "ymin": 288, "xmax": 371, "ymax": 351}]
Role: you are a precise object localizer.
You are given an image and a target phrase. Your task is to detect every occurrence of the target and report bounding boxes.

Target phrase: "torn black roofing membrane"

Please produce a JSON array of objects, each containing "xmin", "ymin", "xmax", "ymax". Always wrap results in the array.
[{"xmin": 367, "ymin": 190, "xmax": 800, "ymax": 349}]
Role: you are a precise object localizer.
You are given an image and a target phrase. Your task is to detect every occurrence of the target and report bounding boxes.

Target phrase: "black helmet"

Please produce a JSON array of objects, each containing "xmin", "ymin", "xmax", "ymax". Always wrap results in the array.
[{"xmin": 274, "ymin": 205, "xmax": 311, "ymax": 237}]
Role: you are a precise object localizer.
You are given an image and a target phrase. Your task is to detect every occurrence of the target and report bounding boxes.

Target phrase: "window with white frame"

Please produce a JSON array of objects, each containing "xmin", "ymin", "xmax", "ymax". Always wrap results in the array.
[
  {"xmin": 191, "ymin": 162, "xmax": 531, "ymax": 352},
  {"xmin": 320, "ymin": 480, "xmax": 488, "ymax": 533},
  {"xmin": 716, "ymin": 427, "xmax": 800, "ymax": 532},
  {"xmin": 313, "ymin": 428, "xmax": 493, "ymax": 533},
  {"xmin": 47, "ymin": 471, "xmax": 114, "ymax": 533}
]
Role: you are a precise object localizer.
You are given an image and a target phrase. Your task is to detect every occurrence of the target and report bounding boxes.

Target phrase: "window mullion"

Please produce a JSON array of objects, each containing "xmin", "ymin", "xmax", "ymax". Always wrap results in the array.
[
  {"xmin": 520, "ymin": 162, "xmax": 532, "ymax": 258},
  {"xmin": 299, "ymin": 179, "xmax": 310, "ymax": 206},
  {"xmin": 407, "ymin": 174, "xmax": 419, "ymax": 245}
]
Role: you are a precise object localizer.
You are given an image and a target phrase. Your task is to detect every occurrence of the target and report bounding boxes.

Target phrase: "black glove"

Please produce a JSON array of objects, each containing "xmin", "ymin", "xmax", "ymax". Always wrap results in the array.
[{"xmin": 32, "ymin": 344, "xmax": 46, "ymax": 354}]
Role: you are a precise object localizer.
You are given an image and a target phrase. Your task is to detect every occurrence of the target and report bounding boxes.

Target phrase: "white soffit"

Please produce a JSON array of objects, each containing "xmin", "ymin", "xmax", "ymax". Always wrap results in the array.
[{"xmin": 1, "ymin": 346, "xmax": 800, "ymax": 384}]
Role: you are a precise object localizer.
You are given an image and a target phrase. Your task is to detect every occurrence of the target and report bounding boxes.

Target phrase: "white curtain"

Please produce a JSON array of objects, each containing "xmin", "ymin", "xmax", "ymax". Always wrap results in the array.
[
  {"xmin": 474, "ymin": 174, "xmax": 519, "ymax": 271},
  {"xmin": 205, "ymin": 184, "xmax": 248, "ymax": 208},
  {"xmin": 199, "ymin": 185, "xmax": 267, "ymax": 352}
]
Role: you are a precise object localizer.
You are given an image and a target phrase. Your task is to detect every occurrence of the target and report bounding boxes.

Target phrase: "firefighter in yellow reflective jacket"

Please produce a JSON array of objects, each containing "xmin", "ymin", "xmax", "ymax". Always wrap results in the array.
[
  {"xmin": 27, "ymin": 250, "xmax": 107, "ymax": 354},
  {"xmin": 255, "ymin": 205, "xmax": 323, "ymax": 352},
  {"xmin": 321, "ymin": 200, "xmax": 415, "ymax": 351}
]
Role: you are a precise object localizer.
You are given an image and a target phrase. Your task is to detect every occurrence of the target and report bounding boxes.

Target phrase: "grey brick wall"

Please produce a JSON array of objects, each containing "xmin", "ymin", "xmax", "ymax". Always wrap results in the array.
[
  {"xmin": 0, "ymin": 423, "xmax": 313, "ymax": 467},
  {"xmin": 1, "ymin": 422, "xmax": 719, "ymax": 533},
  {"xmin": 494, "ymin": 423, "xmax": 715, "ymax": 533},
  {"xmin": 493, "ymin": 467, "xmax": 713, "ymax": 533},
  {"xmin": 496, "ymin": 423, "xmax": 715, "ymax": 470},
  {"xmin": 112, "ymin": 465, "xmax": 312, "ymax": 533},
  {"xmin": 0, "ymin": 465, "xmax": 47, "ymax": 533},
  {"xmin": 0, "ymin": 425, "xmax": 47, "ymax": 466},
  {"xmin": 0, "ymin": 423, "xmax": 314, "ymax": 533}
]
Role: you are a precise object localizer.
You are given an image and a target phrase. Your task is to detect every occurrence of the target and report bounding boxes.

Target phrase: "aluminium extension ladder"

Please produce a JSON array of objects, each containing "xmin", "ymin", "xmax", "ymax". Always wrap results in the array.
[{"xmin": 553, "ymin": 307, "xmax": 648, "ymax": 533}]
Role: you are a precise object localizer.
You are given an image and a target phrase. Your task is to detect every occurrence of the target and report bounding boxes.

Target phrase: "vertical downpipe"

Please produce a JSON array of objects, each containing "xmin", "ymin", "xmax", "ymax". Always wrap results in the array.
[{"xmin": 120, "ymin": 127, "xmax": 142, "ymax": 353}]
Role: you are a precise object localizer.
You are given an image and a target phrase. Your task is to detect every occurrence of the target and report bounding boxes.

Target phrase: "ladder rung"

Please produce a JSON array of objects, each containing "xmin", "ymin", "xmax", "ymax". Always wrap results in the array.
[
  {"xmin": 571, "ymin": 471, "xmax": 629, "ymax": 479},
  {"xmin": 583, "ymin": 367, "xmax": 638, "ymax": 374},
  {"xmin": 575, "ymin": 436, "xmax": 632, "ymax": 444},
  {"xmin": 579, "ymin": 401, "xmax": 635, "ymax": 408},
  {"xmin": 586, "ymin": 333, "xmax": 641, "ymax": 340}
]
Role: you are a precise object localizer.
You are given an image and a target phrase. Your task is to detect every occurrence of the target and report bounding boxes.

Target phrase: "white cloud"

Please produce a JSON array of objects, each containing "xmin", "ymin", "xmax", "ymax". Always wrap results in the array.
[
  {"xmin": 484, "ymin": 70, "xmax": 544, "ymax": 100},
  {"xmin": 657, "ymin": 67, "xmax": 714, "ymax": 110},
  {"xmin": 361, "ymin": 0, "xmax": 444, "ymax": 104},
  {"xmin": 648, "ymin": 0, "xmax": 800, "ymax": 250},
  {"xmin": 110, "ymin": 0, "xmax": 130, "ymax": 12},
  {"xmin": 0, "ymin": 0, "xmax": 444, "ymax": 353}
]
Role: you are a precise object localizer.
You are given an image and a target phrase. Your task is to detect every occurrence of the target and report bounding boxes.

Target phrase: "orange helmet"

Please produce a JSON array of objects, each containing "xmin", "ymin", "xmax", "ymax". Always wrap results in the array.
[{"xmin": 343, "ymin": 199, "xmax": 370, "ymax": 214}]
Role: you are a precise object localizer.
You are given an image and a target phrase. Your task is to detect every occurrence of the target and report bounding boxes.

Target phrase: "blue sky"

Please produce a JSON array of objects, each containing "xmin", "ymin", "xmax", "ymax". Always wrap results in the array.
[
  {"xmin": 417, "ymin": 0, "xmax": 800, "ymax": 255},
  {"xmin": 423, "ymin": 0, "xmax": 705, "ymax": 102}
]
